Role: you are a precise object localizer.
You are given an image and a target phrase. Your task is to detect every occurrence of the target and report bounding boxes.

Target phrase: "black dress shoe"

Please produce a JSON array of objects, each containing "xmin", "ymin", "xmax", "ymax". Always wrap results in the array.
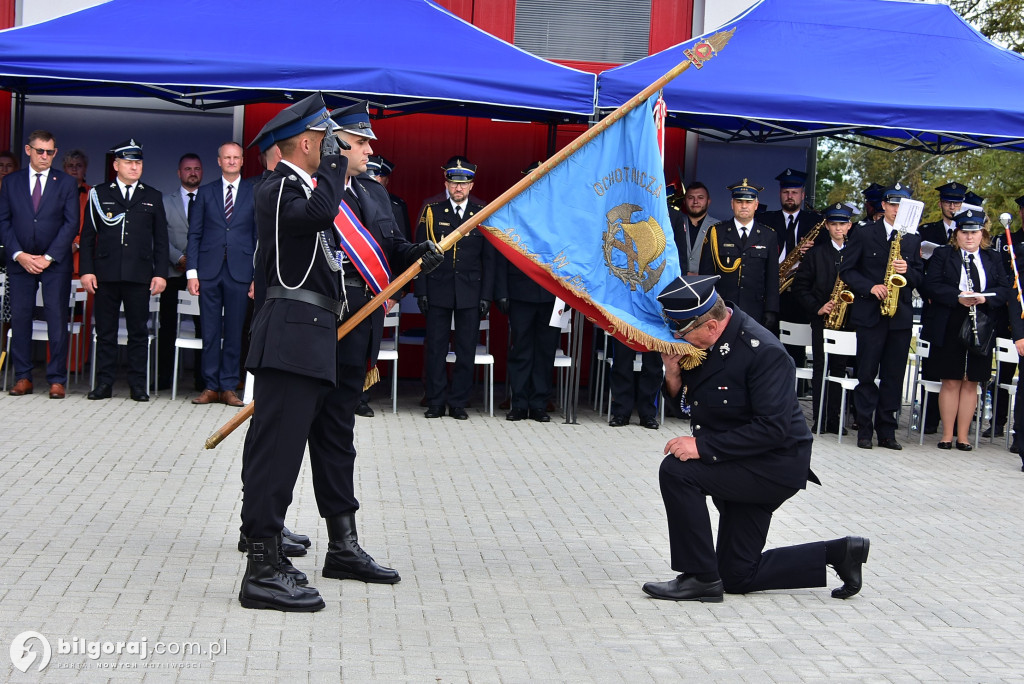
[
  {"xmin": 642, "ymin": 574, "xmax": 724, "ymax": 602},
  {"xmin": 424, "ymin": 405, "xmax": 444, "ymax": 419},
  {"xmin": 956, "ymin": 441, "xmax": 973, "ymax": 451},
  {"xmin": 937, "ymin": 441, "xmax": 953, "ymax": 450},
  {"xmin": 282, "ymin": 526, "xmax": 311, "ymax": 548},
  {"xmin": 982, "ymin": 425, "xmax": 1005, "ymax": 438},
  {"xmin": 923, "ymin": 425, "xmax": 939, "ymax": 435},
  {"xmin": 639, "ymin": 416, "xmax": 660, "ymax": 430},
  {"xmin": 506, "ymin": 408, "xmax": 527, "ymax": 422},
  {"xmin": 130, "ymin": 386, "xmax": 149, "ymax": 402},
  {"xmin": 856, "ymin": 438, "xmax": 873, "ymax": 449},
  {"xmin": 830, "ymin": 536, "xmax": 870, "ymax": 599},
  {"xmin": 87, "ymin": 383, "xmax": 113, "ymax": 400},
  {"xmin": 878, "ymin": 437, "xmax": 902, "ymax": 450},
  {"xmin": 609, "ymin": 415, "xmax": 629, "ymax": 427},
  {"xmin": 448, "ymin": 406, "xmax": 469, "ymax": 420},
  {"xmin": 529, "ymin": 409, "xmax": 551, "ymax": 423},
  {"xmin": 354, "ymin": 401, "xmax": 374, "ymax": 418},
  {"xmin": 825, "ymin": 424, "xmax": 848, "ymax": 436}
]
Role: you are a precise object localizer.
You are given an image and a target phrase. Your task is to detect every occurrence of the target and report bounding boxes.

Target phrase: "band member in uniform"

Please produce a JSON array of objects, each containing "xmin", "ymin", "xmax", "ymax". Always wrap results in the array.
[
  {"xmin": 1005, "ymin": 195, "xmax": 1024, "ymax": 462},
  {"xmin": 367, "ymin": 154, "xmax": 411, "ymax": 239},
  {"xmin": 416, "ymin": 158, "xmax": 495, "ymax": 420},
  {"xmin": 237, "ymin": 94, "xmax": 442, "ymax": 611},
  {"xmin": 839, "ymin": 183, "xmax": 924, "ymax": 450},
  {"xmin": 80, "ymin": 139, "xmax": 168, "ymax": 402},
  {"xmin": 699, "ymin": 179, "xmax": 779, "ymax": 330},
  {"xmin": 763, "ymin": 168, "xmax": 823, "ymax": 366},
  {"xmin": 643, "ymin": 275, "xmax": 868, "ymax": 602},
  {"xmin": 920, "ymin": 209, "xmax": 1012, "ymax": 450},
  {"xmin": 855, "ymin": 183, "xmax": 885, "ymax": 229},
  {"xmin": 791, "ymin": 203, "xmax": 853, "ymax": 433}
]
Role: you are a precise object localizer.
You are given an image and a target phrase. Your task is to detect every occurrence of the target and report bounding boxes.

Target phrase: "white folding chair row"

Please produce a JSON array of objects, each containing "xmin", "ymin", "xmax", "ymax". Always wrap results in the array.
[
  {"xmin": 993, "ymin": 337, "xmax": 1020, "ymax": 450},
  {"xmin": 907, "ymin": 338, "xmax": 981, "ymax": 447},
  {"xmin": 171, "ymin": 291, "xmax": 203, "ymax": 400},
  {"xmin": 376, "ymin": 301, "xmax": 400, "ymax": 414},
  {"xmin": 2, "ymin": 279, "xmax": 86, "ymax": 390},
  {"xmin": 90, "ymin": 294, "xmax": 160, "ymax": 394},
  {"xmin": 553, "ymin": 315, "xmax": 573, "ymax": 410},
  {"xmin": 817, "ymin": 330, "xmax": 859, "ymax": 444},
  {"xmin": 445, "ymin": 313, "xmax": 494, "ymax": 416},
  {"xmin": 779, "ymin": 321, "xmax": 814, "ymax": 391}
]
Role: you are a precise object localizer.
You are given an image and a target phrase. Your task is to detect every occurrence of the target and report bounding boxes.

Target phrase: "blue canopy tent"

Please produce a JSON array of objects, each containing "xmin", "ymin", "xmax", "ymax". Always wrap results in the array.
[
  {"xmin": 598, "ymin": 0, "xmax": 1024, "ymax": 153},
  {"xmin": 0, "ymin": 0, "xmax": 595, "ymax": 122}
]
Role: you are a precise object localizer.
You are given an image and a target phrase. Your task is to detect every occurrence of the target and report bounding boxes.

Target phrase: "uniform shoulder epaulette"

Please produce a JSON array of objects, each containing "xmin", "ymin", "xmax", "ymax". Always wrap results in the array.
[{"xmin": 737, "ymin": 324, "xmax": 764, "ymax": 351}]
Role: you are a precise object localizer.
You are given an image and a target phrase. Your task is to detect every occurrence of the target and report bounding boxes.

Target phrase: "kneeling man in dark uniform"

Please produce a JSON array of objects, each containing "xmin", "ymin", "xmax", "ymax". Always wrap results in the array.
[{"xmin": 642, "ymin": 275, "xmax": 868, "ymax": 602}]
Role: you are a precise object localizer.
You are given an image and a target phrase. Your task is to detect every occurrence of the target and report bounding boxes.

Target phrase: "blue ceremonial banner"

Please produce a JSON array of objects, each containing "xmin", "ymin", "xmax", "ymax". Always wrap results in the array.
[{"xmin": 480, "ymin": 99, "xmax": 687, "ymax": 354}]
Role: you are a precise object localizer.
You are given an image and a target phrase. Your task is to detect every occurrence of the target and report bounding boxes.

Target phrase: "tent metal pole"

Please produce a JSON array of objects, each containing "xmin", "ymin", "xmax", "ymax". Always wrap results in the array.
[{"xmin": 12, "ymin": 92, "xmax": 24, "ymax": 149}]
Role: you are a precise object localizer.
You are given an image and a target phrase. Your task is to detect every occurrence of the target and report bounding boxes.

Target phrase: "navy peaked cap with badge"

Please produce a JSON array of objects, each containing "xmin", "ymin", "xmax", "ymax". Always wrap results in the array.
[
  {"xmin": 883, "ymin": 182, "xmax": 911, "ymax": 203},
  {"xmin": 862, "ymin": 183, "xmax": 885, "ymax": 204},
  {"xmin": 658, "ymin": 275, "xmax": 721, "ymax": 331},
  {"xmin": 824, "ymin": 202, "xmax": 853, "ymax": 222},
  {"xmin": 954, "ymin": 209, "xmax": 985, "ymax": 229},
  {"xmin": 330, "ymin": 101, "xmax": 376, "ymax": 140},
  {"xmin": 775, "ymin": 168, "xmax": 808, "ymax": 188},
  {"xmin": 727, "ymin": 178, "xmax": 762, "ymax": 200},
  {"xmin": 935, "ymin": 181, "xmax": 967, "ymax": 202},
  {"xmin": 444, "ymin": 157, "xmax": 477, "ymax": 183},
  {"xmin": 963, "ymin": 191, "xmax": 985, "ymax": 207},
  {"xmin": 248, "ymin": 92, "xmax": 333, "ymax": 153},
  {"xmin": 366, "ymin": 154, "xmax": 393, "ymax": 178},
  {"xmin": 111, "ymin": 139, "xmax": 143, "ymax": 160}
]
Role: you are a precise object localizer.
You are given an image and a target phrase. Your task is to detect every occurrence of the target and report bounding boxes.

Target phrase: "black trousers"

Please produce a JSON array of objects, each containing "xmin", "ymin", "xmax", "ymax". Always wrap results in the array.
[
  {"xmin": 658, "ymin": 456, "xmax": 826, "ymax": 593},
  {"xmin": 424, "ymin": 304, "xmax": 479, "ymax": 409},
  {"xmin": 507, "ymin": 300, "xmax": 560, "ymax": 411},
  {"xmin": 240, "ymin": 365, "xmax": 362, "ymax": 539},
  {"xmin": 810, "ymin": 320, "xmax": 850, "ymax": 428},
  {"xmin": 854, "ymin": 322, "xmax": 912, "ymax": 441},
  {"xmin": 609, "ymin": 340, "xmax": 662, "ymax": 420},
  {"xmin": 94, "ymin": 280, "xmax": 150, "ymax": 388}
]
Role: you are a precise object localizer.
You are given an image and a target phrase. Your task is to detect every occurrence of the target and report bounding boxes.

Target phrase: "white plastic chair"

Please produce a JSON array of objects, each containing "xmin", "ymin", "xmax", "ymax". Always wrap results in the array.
[
  {"xmin": 376, "ymin": 301, "xmax": 401, "ymax": 414},
  {"xmin": 171, "ymin": 291, "xmax": 203, "ymax": 400},
  {"xmin": 817, "ymin": 330, "xmax": 858, "ymax": 444},
  {"xmin": 445, "ymin": 313, "xmax": 494, "ymax": 416},
  {"xmin": 553, "ymin": 314, "xmax": 573, "ymax": 409},
  {"xmin": 993, "ymin": 337, "xmax": 1019, "ymax": 449},
  {"xmin": 779, "ymin": 321, "xmax": 814, "ymax": 391}
]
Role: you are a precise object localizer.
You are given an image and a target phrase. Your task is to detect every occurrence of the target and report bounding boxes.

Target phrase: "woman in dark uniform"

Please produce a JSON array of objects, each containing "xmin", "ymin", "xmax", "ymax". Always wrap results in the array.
[{"xmin": 921, "ymin": 210, "xmax": 1011, "ymax": 451}]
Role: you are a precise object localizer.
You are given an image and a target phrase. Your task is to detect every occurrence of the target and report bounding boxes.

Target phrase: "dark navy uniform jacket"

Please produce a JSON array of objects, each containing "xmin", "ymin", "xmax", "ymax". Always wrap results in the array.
[
  {"xmin": 416, "ymin": 200, "xmax": 494, "ymax": 309},
  {"xmin": 667, "ymin": 305, "xmax": 816, "ymax": 490},
  {"xmin": 838, "ymin": 219, "xmax": 924, "ymax": 330},
  {"xmin": 699, "ymin": 220, "xmax": 779, "ymax": 323},
  {"xmin": 80, "ymin": 180, "xmax": 168, "ymax": 284}
]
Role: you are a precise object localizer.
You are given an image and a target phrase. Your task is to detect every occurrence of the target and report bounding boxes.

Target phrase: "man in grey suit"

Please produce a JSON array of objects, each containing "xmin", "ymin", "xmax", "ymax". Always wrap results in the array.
[
  {"xmin": 186, "ymin": 142, "xmax": 256, "ymax": 407},
  {"xmin": 673, "ymin": 182, "xmax": 719, "ymax": 275},
  {"xmin": 157, "ymin": 153, "xmax": 203, "ymax": 390}
]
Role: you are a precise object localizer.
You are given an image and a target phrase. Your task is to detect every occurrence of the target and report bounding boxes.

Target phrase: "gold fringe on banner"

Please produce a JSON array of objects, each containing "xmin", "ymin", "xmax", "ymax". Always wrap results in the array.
[
  {"xmin": 481, "ymin": 225, "xmax": 707, "ymax": 368},
  {"xmin": 363, "ymin": 365, "xmax": 380, "ymax": 391}
]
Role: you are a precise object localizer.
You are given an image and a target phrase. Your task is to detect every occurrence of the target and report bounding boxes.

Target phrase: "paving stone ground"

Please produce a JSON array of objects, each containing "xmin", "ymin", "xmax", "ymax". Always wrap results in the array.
[{"xmin": 2, "ymin": 379, "xmax": 1024, "ymax": 683}]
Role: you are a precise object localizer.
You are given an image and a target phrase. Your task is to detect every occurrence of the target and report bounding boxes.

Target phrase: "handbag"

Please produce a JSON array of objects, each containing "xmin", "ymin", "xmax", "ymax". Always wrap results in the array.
[{"xmin": 958, "ymin": 306, "xmax": 994, "ymax": 357}]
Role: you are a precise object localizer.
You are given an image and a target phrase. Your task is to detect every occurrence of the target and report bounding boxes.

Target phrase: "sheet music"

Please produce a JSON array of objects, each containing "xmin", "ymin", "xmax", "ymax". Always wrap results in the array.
[{"xmin": 894, "ymin": 198, "xmax": 924, "ymax": 234}]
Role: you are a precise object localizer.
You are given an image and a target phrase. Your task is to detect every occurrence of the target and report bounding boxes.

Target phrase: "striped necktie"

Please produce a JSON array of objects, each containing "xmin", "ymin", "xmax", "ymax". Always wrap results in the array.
[{"xmin": 224, "ymin": 184, "xmax": 234, "ymax": 223}]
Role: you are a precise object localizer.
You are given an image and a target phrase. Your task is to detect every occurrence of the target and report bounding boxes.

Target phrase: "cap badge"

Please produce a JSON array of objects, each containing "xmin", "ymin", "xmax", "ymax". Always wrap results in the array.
[
  {"xmin": 750, "ymin": 338, "xmax": 760, "ymax": 348},
  {"xmin": 719, "ymin": 343, "xmax": 730, "ymax": 356}
]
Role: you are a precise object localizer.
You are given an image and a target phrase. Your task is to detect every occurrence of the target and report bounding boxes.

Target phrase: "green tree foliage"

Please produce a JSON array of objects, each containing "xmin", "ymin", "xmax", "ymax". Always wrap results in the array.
[{"xmin": 814, "ymin": 0, "xmax": 1024, "ymax": 226}]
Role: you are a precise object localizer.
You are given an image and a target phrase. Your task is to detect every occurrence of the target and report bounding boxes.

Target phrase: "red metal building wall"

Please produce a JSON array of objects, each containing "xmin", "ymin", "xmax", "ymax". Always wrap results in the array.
[
  {"xmin": 0, "ymin": 0, "xmax": 15, "ymax": 149},
  {"xmin": 241, "ymin": 0, "xmax": 694, "ymax": 382}
]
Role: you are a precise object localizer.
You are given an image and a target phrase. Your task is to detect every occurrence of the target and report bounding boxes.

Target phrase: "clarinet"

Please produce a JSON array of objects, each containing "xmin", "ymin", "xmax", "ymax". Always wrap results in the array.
[{"xmin": 962, "ymin": 251, "xmax": 981, "ymax": 348}]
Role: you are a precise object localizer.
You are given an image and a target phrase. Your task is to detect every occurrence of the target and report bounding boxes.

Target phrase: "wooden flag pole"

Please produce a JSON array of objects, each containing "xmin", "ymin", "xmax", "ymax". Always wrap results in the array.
[{"xmin": 204, "ymin": 28, "xmax": 735, "ymax": 449}]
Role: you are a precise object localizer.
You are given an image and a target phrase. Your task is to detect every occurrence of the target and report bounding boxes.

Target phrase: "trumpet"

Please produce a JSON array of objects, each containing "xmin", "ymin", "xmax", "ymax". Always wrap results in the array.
[
  {"xmin": 824, "ymin": 275, "xmax": 855, "ymax": 330},
  {"xmin": 879, "ymin": 230, "xmax": 907, "ymax": 317},
  {"xmin": 779, "ymin": 218, "xmax": 825, "ymax": 293}
]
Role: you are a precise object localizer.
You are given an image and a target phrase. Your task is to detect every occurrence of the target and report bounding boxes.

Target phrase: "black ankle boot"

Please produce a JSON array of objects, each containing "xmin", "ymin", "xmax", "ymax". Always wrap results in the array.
[
  {"xmin": 238, "ymin": 530, "xmax": 306, "ymax": 556},
  {"xmin": 239, "ymin": 537, "xmax": 324, "ymax": 612},
  {"xmin": 276, "ymin": 536, "xmax": 309, "ymax": 586},
  {"xmin": 322, "ymin": 513, "xmax": 401, "ymax": 584}
]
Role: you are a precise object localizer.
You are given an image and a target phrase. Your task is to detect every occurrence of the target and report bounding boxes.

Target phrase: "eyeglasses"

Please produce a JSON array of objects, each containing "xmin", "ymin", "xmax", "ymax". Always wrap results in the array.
[
  {"xmin": 30, "ymin": 147, "xmax": 57, "ymax": 156},
  {"xmin": 673, "ymin": 318, "xmax": 710, "ymax": 338}
]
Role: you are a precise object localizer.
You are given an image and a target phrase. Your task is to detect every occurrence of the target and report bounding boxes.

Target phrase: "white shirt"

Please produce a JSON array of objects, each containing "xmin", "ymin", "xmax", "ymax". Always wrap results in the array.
[
  {"xmin": 279, "ymin": 160, "xmax": 313, "ymax": 189},
  {"xmin": 116, "ymin": 177, "xmax": 135, "ymax": 200},
  {"xmin": 28, "ymin": 167, "xmax": 48, "ymax": 196},
  {"xmin": 451, "ymin": 199, "xmax": 468, "ymax": 216},
  {"xmin": 831, "ymin": 239, "xmax": 845, "ymax": 251},
  {"xmin": 180, "ymin": 186, "xmax": 196, "ymax": 216},
  {"xmin": 883, "ymin": 219, "xmax": 897, "ymax": 240},
  {"xmin": 733, "ymin": 218, "xmax": 754, "ymax": 238},
  {"xmin": 222, "ymin": 177, "xmax": 238, "ymax": 204},
  {"xmin": 959, "ymin": 248, "xmax": 987, "ymax": 292}
]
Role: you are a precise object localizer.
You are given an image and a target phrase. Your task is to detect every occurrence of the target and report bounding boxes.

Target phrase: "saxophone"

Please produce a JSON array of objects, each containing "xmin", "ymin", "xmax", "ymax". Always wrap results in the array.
[
  {"xmin": 779, "ymin": 217, "xmax": 825, "ymax": 293},
  {"xmin": 879, "ymin": 231, "xmax": 908, "ymax": 317},
  {"xmin": 824, "ymin": 274, "xmax": 855, "ymax": 330}
]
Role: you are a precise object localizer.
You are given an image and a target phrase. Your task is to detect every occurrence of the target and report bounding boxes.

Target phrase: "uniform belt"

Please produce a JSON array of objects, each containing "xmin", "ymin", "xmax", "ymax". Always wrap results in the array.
[
  {"xmin": 266, "ymin": 286, "xmax": 344, "ymax": 317},
  {"xmin": 343, "ymin": 275, "xmax": 369, "ymax": 289}
]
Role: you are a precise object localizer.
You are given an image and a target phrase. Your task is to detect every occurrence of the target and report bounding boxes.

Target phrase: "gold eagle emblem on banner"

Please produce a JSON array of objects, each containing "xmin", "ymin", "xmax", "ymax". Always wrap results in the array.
[{"xmin": 602, "ymin": 203, "xmax": 667, "ymax": 293}]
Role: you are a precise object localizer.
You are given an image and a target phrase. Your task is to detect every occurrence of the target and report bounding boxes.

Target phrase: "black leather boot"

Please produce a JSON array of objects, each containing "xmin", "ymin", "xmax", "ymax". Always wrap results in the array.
[
  {"xmin": 238, "ymin": 537, "xmax": 324, "ymax": 612},
  {"xmin": 283, "ymin": 526, "xmax": 312, "ymax": 548},
  {"xmin": 239, "ymin": 531, "xmax": 307, "ymax": 556},
  {"xmin": 276, "ymin": 538, "xmax": 309, "ymax": 586},
  {"xmin": 322, "ymin": 513, "xmax": 400, "ymax": 584}
]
